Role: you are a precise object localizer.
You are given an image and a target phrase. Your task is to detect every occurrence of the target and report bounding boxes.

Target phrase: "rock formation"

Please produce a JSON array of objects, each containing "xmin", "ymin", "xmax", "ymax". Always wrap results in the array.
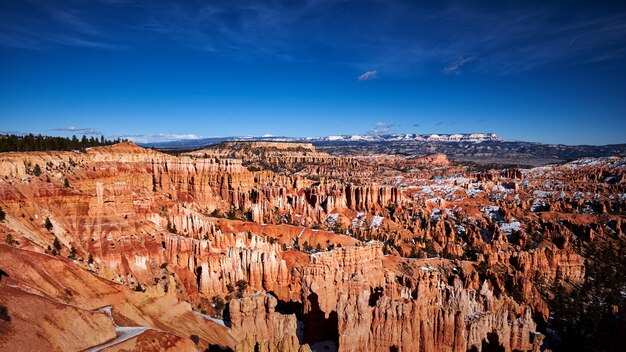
[{"xmin": 0, "ymin": 142, "xmax": 624, "ymax": 351}]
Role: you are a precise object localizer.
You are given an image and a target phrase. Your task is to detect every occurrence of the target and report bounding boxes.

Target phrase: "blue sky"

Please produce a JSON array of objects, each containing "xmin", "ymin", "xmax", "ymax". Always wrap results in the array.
[{"xmin": 1, "ymin": 0, "xmax": 625, "ymax": 145}]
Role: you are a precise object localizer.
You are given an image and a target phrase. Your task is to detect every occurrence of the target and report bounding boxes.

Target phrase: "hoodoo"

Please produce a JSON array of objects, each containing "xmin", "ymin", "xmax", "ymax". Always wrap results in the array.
[{"xmin": 2, "ymin": 140, "xmax": 624, "ymax": 351}]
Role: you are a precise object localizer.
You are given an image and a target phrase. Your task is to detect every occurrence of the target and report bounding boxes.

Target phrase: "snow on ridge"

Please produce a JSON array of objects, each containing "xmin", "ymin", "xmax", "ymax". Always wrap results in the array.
[{"xmin": 314, "ymin": 133, "xmax": 503, "ymax": 142}]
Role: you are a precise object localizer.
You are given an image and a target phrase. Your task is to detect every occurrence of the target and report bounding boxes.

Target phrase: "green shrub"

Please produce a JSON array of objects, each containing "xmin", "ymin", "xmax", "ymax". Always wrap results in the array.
[
  {"xmin": 235, "ymin": 279, "xmax": 248, "ymax": 292},
  {"xmin": 0, "ymin": 305, "xmax": 10, "ymax": 322},
  {"xmin": 212, "ymin": 296, "xmax": 226, "ymax": 312},
  {"xmin": 190, "ymin": 334, "xmax": 200, "ymax": 344},
  {"xmin": 69, "ymin": 246, "xmax": 77, "ymax": 259}
]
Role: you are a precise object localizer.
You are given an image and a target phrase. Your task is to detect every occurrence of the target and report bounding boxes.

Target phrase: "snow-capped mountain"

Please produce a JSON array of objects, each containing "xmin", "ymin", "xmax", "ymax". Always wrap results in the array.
[
  {"xmin": 142, "ymin": 133, "xmax": 503, "ymax": 148},
  {"xmin": 309, "ymin": 133, "xmax": 502, "ymax": 142}
]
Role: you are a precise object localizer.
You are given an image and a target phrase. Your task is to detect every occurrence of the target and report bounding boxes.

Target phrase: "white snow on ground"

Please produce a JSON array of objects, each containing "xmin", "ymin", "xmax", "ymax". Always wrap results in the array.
[
  {"xmin": 499, "ymin": 221, "xmax": 521, "ymax": 234},
  {"xmin": 86, "ymin": 306, "xmax": 151, "ymax": 352},
  {"xmin": 533, "ymin": 190, "xmax": 553, "ymax": 198},
  {"xmin": 326, "ymin": 213, "xmax": 339, "ymax": 225},
  {"xmin": 420, "ymin": 186, "xmax": 435, "ymax": 196},
  {"xmin": 370, "ymin": 216, "xmax": 383, "ymax": 227},
  {"xmin": 351, "ymin": 212, "xmax": 366, "ymax": 228},
  {"xmin": 531, "ymin": 199, "xmax": 546, "ymax": 212},
  {"xmin": 193, "ymin": 309, "xmax": 228, "ymax": 327},
  {"xmin": 466, "ymin": 187, "xmax": 482, "ymax": 197},
  {"xmin": 86, "ymin": 327, "xmax": 150, "ymax": 352},
  {"xmin": 465, "ymin": 311, "xmax": 488, "ymax": 322},
  {"xmin": 481, "ymin": 206, "xmax": 502, "ymax": 220},
  {"xmin": 97, "ymin": 305, "xmax": 113, "ymax": 317}
]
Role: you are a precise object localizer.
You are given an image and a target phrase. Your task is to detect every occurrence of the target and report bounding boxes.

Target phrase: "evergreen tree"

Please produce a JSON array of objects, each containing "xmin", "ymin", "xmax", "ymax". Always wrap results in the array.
[
  {"xmin": 236, "ymin": 279, "xmax": 248, "ymax": 292},
  {"xmin": 45, "ymin": 217, "xmax": 53, "ymax": 231},
  {"xmin": 53, "ymin": 236, "xmax": 61, "ymax": 251},
  {"xmin": 69, "ymin": 246, "xmax": 77, "ymax": 259},
  {"xmin": 0, "ymin": 133, "xmax": 124, "ymax": 152}
]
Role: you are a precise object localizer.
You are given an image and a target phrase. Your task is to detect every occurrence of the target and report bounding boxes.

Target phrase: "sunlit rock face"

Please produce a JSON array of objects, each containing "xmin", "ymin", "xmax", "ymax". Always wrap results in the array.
[{"xmin": 1, "ymin": 142, "xmax": 624, "ymax": 351}]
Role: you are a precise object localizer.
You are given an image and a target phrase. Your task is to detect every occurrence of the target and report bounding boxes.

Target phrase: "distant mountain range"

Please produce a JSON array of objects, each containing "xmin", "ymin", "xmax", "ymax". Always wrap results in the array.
[
  {"xmin": 140, "ymin": 132, "xmax": 626, "ymax": 167},
  {"xmin": 140, "ymin": 133, "xmax": 503, "ymax": 148}
]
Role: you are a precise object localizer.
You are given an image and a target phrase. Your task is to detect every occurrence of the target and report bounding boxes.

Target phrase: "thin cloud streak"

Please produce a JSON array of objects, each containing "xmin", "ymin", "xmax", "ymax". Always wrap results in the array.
[
  {"xmin": 1, "ymin": 1, "xmax": 626, "ymax": 73},
  {"xmin": 367, "ymin": 122, "xmax": 398, "ymax": 135},
  {"xmin": 358, "ymin": 70, "xmax": 378, "ymax": 81},
  {"xmin": 113, "ymin": 133, "xmax": 201, "ymax": 144},
  {"xmin": 52, "ymin": 126, "xmax": 102, "ymax": 135},
  {"xmin": 443, "ymin": 57, "xmax": 473, "ymax": 75}
]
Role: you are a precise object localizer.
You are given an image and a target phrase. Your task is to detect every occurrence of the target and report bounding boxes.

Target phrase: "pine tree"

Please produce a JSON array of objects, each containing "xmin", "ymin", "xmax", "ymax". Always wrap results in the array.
[
  {"xmin": 45, "ymin": 217, "xmax": 53, "ymax": 231},
  {"xmin": 69, "ymin": 246, "xmax": 77, "ymax": 259},
  {"xmin": 236, "ymin": 279, "xmax": 248, "ymax": 292},
  {"xmin": 53, "ymin": 237, "xmax": 61, "ymax": 251}
]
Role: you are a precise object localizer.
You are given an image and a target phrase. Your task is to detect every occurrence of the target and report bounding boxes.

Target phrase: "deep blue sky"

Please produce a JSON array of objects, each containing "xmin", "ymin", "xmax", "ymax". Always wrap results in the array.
[{"xmin": 1, "ymin": 0, "xmax": 625, "ymax": 145}]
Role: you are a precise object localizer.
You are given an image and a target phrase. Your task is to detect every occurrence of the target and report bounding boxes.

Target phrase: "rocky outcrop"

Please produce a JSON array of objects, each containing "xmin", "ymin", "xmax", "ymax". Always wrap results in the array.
[
  {"xmin": 0, "ymin": 285, "xmax": 116, "ymax": 352},
  {"xmin": 298, "ymin": 244, "xmax": 541, "ymax": 352},
  {"xmin": 230, "ymin": 294, "xmax": 309, "ymax": 352}
]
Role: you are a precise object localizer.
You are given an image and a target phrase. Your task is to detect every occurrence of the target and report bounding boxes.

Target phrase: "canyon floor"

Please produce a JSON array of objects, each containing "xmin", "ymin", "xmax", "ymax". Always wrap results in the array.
[{"xmin": 0, "ymin": 141, "xmax": 625, "ymax": 352}]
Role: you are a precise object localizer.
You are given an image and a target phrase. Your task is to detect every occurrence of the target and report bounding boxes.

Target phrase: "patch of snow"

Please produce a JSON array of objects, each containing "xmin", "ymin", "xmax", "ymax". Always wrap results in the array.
[
  {"xmin": 531, "ymin": 199, "xmax": 546, "ymax": 212},
  {"xmin": 326, "ymin": 213, "xmax": 339, "ymax": 225},
  {"xmin": 533, "ymin": 190, "xmax": 553, "ymax": 198},
  {"xmin": 85, "ymin": 327, "xmax": 150, "ymax": 352},
  {"xmin": 193, "ymin": 310, "xmax": 228, "ymax": 327},
  {"xmin": 370, "ymin": 216, "xmax": 383, "ymax": 228},
  {"xmin": 499, "ymin": 221, "xmax": 521, "ymax": 234},
  {"xmin": 326, "ymin": 135, "xmax": 344, "ymax": 141},
  {"xmin": 420, "ymin": 186, "xmax": 435, "ymax": 196}
]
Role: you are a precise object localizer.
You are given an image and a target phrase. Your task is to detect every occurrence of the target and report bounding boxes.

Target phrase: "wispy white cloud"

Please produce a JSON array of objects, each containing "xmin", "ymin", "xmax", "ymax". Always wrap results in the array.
[
  {"xmin": 443, "ymin": 56, "xmax": 473, "ymax": 75},
  {"xmin": 1, "ymin": 1, "xmax": 625, "ymax": 74},
  {"xmin": 113, "ymin": 133, "xmax": 201, "ymax": 144},
  {"xmin": 51, "ymin": 9, "xmax": 101, "ymax": 36},
  {"xmin": 367, "ymin": 122, "xmax": 398, "ymax": 135},
  {"xmin": 358, "ymin": 70, "xmax": 378, "ymax": 81},
  {"xmin": 52, "ymin": 126, "xmax": 102, "ymax": 135},
  {"xmin": 0, "ymin": 130, "xmax": 28, "ymax": 135}
]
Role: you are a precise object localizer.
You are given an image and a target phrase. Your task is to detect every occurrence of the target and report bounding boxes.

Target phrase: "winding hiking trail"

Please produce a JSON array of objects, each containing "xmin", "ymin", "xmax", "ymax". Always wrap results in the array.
[{"xmin": 84, "ymin": 306, "xmax": 150, "ymax": 352}]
